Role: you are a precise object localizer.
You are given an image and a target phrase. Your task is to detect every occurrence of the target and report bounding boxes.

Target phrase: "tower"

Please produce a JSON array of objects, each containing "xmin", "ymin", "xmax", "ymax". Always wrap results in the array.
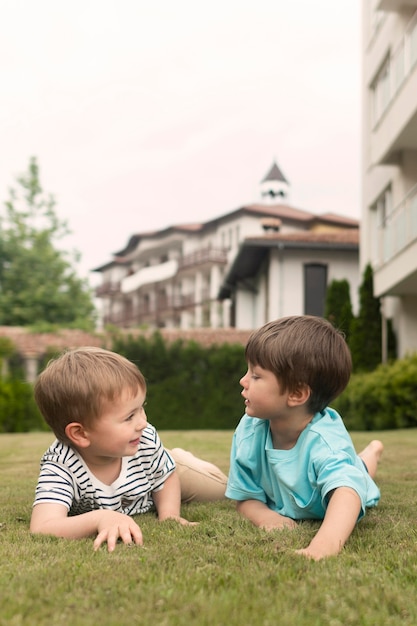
[{"xmin": 259, "ymin": 161, "xmax": 290, "ymax": 203}]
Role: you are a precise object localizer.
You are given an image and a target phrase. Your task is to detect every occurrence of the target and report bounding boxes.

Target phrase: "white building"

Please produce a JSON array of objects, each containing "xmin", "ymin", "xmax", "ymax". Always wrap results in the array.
[
  {"xmin": 219, "ymin": 226, "xmax": 359, "ymax": 330},
  {"xmin": 361, "ymin": 1, "xmax": 417, "ymax": 357},
  {"xmin": 94, "ymin": 163, "xmax": 360, "ymax": 330}
]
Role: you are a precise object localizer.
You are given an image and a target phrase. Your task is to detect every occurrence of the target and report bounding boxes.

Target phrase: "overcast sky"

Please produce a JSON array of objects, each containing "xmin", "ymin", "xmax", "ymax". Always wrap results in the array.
[{"xmin": 0, "ymin": 0, "xmax": 361, "ymax": 284}]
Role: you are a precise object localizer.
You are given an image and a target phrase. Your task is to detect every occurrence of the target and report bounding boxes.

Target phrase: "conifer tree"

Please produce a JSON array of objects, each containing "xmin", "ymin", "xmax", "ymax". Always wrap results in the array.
[
  {"xmin": 324, "ymin": 278, "xmax": 353, "ymax": 343},
  {"xmin": 349, "ymin": 264, "xmax": 382, "ymax": 371}
]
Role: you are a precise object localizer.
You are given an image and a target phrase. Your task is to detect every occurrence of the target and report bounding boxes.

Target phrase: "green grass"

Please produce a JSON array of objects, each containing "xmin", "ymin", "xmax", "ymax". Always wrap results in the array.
[{"xmin": 1, "ymin": 429, "xmax": 417, "ymax": 626}]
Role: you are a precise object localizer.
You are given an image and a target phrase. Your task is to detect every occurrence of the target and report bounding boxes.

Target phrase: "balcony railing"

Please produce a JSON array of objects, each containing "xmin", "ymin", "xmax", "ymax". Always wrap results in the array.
[
  {"xmin": 178, "ymin": 247, "xmax": 228, "ymax": 270},
  {"xmin": 95, "ymin": 281, "xmax": 121, "ymax": 297},
  {"xmin": 372, "ymin": 10, "xmax": 417, "ymax": 127},
  {"xmin": 102, "ymin": 291, "xmax": 215, "ymax": 328},
  {"xmin": 376, "ymin": 183, "xmax": 417, "ymax": 266}
]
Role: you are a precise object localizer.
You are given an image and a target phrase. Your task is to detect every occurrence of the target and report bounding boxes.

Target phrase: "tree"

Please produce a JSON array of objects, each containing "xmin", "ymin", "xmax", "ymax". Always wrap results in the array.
[
  {"xmin": 324, "ymin": 278, "xmax": 353, "ymax": 343},
  {"xmin": 349, "ymin": 264, "xmax": 381, "ymax": 371},
  {"xmin": 0, "ymin": 157, "xmax": 96, "ymax": 330},
  {"xmin": 349, "ymin": 263, "xmax": 396, "ymax": 371}
]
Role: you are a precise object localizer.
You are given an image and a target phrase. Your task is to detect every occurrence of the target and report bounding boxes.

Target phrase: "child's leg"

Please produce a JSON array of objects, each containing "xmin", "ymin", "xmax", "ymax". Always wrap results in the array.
[
  {"xmin": 358, "ymin": 440, "xmax": 384, "ymax": 478},
  {"xmin": 168, "ymin": 448, "xmax": 228, "ymax": 503}
]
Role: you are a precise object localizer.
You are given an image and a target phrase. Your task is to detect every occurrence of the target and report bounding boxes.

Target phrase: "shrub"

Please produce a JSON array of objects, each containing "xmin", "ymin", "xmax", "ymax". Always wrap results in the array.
[
  {"xmin": 111, "ymin": 331, "xmax": 246, "ymax": 430},
  {"xmin": 332, "ymin": 353, "xmax": 417, "ymax": 430},
  {"xmin": 0, "ymin": 378, "xmax": 47, "ymax": 433},
  {"xmin": 1, "ymin": 331, "xmax": 416, "ymax": 433}
]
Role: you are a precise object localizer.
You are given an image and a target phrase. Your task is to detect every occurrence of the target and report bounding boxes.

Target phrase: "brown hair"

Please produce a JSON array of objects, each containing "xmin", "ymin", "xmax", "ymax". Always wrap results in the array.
[
  {"xmin": 245, "ymin": 315, "xmax": 352, "ymax": 413},
  {"xmin": 34, "ymin": 346, "xmax": 146, "ymax": 444}
]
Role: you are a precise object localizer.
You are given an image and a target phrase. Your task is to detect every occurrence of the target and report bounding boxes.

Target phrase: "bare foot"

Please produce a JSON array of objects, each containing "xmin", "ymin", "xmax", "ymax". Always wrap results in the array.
[{"xmin": 359, "ymin": 440, "xmax": 384, "ymax": 478}]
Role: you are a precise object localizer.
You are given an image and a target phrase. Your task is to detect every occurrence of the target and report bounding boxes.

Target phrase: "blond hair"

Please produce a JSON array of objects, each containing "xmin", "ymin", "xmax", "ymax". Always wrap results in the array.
[
  {"xmin": 245, "ymin": 315, "xmax": 352, "ymax": 413},
  {"xmin": 34, "ymin": 347, "xmax": 146, "ymax": 444}
]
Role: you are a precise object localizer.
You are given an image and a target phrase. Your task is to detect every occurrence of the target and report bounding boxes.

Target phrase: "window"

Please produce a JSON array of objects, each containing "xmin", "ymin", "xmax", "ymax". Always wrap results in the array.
[
  {"xmin": 304, "ymin": 264, "xmax": 327, "ymax": 317},
  {"xmin": 410, "ymin": 12, "xmax": 417, "ymax": 67},
  {"xmin": 371, "ymin": 55, "xmax": 390, "ymax": 126},
  {"xmin": 369, "ymin": 0, "xmax": 384, "ymax": 39},
  {"xmin": 370, "ymin": 186, "xmax": 392, "ymax": 264},
  {"xmin": 141, "ymin": 293, "xmax": 150, "ymax": 314}
]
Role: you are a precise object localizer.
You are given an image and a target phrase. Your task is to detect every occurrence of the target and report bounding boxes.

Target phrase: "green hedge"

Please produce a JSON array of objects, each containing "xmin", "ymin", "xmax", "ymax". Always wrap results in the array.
[
  {"xmin": 0, "ymin": 378, "xmax": 47, "ymax": 433},
  {"xmin": 332, "ymin": 353, "xmax": 417, "ymax": 430},
  {"xmin": 111, "ymin": 332, "xmax": 246, "ymax": 430},
  {"xmin": 1, "ymin": 333, "xmax": 417, "ymax": 434},
  {"xmin": 0, "ymin": 332, "xmax": 247, "ymax": 434}
]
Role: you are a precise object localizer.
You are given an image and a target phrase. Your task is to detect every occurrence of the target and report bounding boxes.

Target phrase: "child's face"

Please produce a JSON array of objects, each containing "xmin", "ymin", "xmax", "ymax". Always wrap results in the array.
[
  {"xmin": 240, "ymin": 364, "xmax": 288, "ymax": 421},
  {"xmin": 84, "ymin": 386, "xmax": 148, "ymax": 459}
]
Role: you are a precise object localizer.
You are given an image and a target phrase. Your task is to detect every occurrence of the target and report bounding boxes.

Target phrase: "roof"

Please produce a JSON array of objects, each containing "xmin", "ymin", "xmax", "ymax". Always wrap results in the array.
[
  {"xmin": 92, "ymin": 257, "xmax": 130, "ymax": 272},
  {"xmin": 92, "ymin": 203, "xmax": 358, "ymax": 272},
  {"xmin": 316, "ymin": 212, "xmax": 359, "ymax": 227},
  {"xmin": 248, "ymin": 229, "xmax": 359, "ymax": 245},
  {"xmin": 113, "ymin": 224, "xmax": 203, "ymax": 257},
  {"xmin": 200, "ymin": 204, "xmax": 359, "ymax": 234},
  {"xmin": 92, "ymin": 223, "xmax": 203, "ymax": 270},
  {"xmin": 218, "ymin": 229, "xmax": 359, "ymax": 299},
  {"xmin": 261, "ymin": 161, "xmax": 289, "ymax": 184}
]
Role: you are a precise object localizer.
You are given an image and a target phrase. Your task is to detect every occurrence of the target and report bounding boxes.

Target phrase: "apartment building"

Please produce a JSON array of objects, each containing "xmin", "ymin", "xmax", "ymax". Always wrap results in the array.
[
  {"xmin": 362, "ymin": 1, "xmax": 417, "ymax": 357},
  {"xmin": 94, "ymin": 163, "xmax": 360, "ymax": 330}
]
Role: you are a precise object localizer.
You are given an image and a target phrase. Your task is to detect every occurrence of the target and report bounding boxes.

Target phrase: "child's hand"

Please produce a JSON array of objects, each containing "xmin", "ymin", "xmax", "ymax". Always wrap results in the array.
[
  {"xmin": 93, "ymin": 511, "xmax": 143, "ymax": 552},
  {"xmin": 294, "ymin": 547, "xmax": 327, "ymax": 561},
  {"xmin": 158, "ymin": 514, "xmax": 198, "ymax": 527},
  {"xmin": 293, "ymin": 487, "xmax": 361, "ymax": 560},
  {"xmin": 259, "ymin": 514, "xmax": 297, "ymax": 531}
]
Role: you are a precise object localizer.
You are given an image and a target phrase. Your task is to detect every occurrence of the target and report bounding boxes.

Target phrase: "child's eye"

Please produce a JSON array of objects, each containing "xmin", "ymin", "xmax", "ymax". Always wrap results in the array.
[{"xmin": 125, "ymin": 413, "xmax": 135, "ymax": 421}]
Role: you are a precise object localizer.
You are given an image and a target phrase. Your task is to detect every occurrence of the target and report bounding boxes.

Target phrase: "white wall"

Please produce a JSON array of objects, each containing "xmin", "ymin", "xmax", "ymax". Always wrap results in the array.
[
  {"xmin": 396, "ymin": 295, "xmax": 417, "ymax": 358},
  {"xmin": 233, "ymin": 247, "xmax": 360, "ymax": 329}
]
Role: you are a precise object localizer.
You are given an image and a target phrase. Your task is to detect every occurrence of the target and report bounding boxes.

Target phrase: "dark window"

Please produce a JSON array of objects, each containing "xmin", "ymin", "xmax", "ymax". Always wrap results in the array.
[{"xmin": 304, "ymin": 263, "xmax": 327, "ymax": 316}]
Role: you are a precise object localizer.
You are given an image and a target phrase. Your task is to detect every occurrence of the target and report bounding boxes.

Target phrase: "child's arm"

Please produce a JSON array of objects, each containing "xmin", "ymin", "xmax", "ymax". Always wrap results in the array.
[
  {"xmin": 296, "ymin": 486, "xmax": 361, "ymax": 560},
  {"xmin": 236, "ymin": 499, "xmax": 297, "ymax": 530},
  {"xmin": 152, "ymin": 471, "xmax": 197, "ymax": 526},
  {"xmin": 30, "ymin": 503, "xmax": 143, "ymax": 552}
]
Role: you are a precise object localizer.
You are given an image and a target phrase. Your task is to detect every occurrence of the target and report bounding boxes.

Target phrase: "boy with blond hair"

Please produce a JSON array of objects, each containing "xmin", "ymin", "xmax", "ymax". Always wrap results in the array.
[{"xmin": 31, "ymin": 346, "xmax": 227, "ymax": 551}]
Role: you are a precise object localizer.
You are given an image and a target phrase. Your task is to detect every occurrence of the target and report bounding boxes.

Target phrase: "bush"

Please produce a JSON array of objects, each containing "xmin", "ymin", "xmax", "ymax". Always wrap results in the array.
[
  {"xmin": 332, "ymin": 353, "xmax": 417, "ymax": 430},
  {"xmin": 111, "ymin": 331, "xmax": 246, "ymax": 430},
  {"xmin": 2, "ymin": 331, "xmax": 416, "ymax": 434},
  {"xmin": 0, "ymin": 378, "xmax": 47, "ymax": 433}
]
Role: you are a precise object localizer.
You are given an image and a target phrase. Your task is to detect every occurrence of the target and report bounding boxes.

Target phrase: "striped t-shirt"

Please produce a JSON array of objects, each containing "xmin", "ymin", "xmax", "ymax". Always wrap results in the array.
[{"xmin": 33, "ymin": 425, "xmax": 175, "ymax": 516}]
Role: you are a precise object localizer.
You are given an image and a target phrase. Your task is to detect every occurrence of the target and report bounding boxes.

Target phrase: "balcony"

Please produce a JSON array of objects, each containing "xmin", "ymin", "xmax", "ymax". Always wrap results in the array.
[
  {"xmin": 371, "ymin": 11, "xmax": 417, "ymax": 164},
  {"xmin": 102, "ymin": 290, "xmax": 216, "ymax": 328},
  {"xmin": 378, "ymin": 1, "xmax": 417, "ymax": 11},
  {"xmin": 178, "ymin": 247, "xmax": 228, "ymax": 271},
  {"xmin": 374, "ymin": 183, "xmax": 417, "ymax": 295},
  {"xmin": 95, "ymin": 281, "xmax": 121, "ymax": 297},
  {"xmin": 121, "ymin": 259, "xmax": 178, "ymax": 294}
]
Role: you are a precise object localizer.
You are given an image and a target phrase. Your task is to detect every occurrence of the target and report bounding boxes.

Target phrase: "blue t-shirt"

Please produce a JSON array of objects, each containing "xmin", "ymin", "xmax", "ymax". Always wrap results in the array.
[{"xmin": 226, "ymin": 408, "xmax": 380, "ymax": 521}]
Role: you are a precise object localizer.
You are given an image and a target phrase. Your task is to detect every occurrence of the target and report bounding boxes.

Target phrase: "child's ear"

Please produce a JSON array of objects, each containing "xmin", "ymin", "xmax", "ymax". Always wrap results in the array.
[
  {"xmin": 65, "ymin": 422, "xmax": 91, "ymax": 448},
  {"xmin": 288, "ymin": 384, "xmax": 311, "ymax": 407}
]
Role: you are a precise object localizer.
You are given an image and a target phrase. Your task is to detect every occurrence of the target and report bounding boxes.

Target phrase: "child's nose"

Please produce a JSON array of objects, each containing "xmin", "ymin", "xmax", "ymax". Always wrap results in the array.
[
  {"xmin": 240, "ymin": 372, "xmax": 249, "ymax": 388},
  {"xmin": 136, "ymin": 414, "xmax": 148, "ymax": 431}
]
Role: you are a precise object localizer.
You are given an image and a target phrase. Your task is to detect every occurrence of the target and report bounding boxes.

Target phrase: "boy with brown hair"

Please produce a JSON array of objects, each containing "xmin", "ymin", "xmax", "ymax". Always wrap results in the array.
[{"xmin": 226, "ymin": 315, "xmax": 383, "ymax": 560}]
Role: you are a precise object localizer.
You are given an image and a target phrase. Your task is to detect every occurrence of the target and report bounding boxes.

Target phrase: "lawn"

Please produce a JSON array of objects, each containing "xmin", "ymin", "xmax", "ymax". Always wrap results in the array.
[{"xmin": 1, "ymin": 429, "xmax": 417, "ymax": 626}]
